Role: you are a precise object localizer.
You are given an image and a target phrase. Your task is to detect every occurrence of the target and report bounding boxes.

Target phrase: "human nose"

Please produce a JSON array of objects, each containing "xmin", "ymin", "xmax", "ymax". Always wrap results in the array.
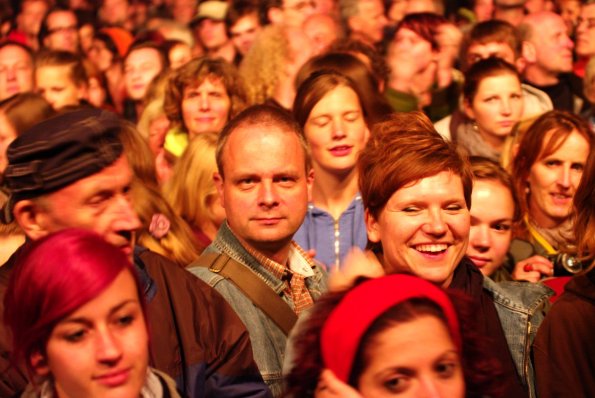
[
  {"xmin": 331, "ymin": 118, "xmax": 347, "ymax": 139},
  {"xmin": 113, "ymin": 194, "xmax": 142, "ymax": 231},
  {"xmin": 417, "ymin": 376, "xmax": 442, "ymax": 398},
  {"xmin": 564, "ymin": 34, "xmax": 574, "ymax": 48},
  {"xmin": 500, "ymin": 98, "xmax": 511, "ymax": 115},
  {"xmin": 470, "ymin": 224, "xmax": 491, "ymax": 251},
  {"xmin": 199, "ymin": 93, "xmax": 210, "ymax": 110},
  {"xmin": 6, "ymin": 67, "xmax": 16, "ymax": 81},
  {"xmin": 577, "ymin": 18, "xmax": 586, "ymax": 34},
  {"xmin": 95, "ymin": 327, "xmax": 123, "ymax": 363},
  {"xmin": 380, "ymin": 14, "xmax": 389, "ymax": 28},
  {"xmin": 258, "ymin": 181, "xmax": 279, "ymax": 207},
  {"xmin": 557, "ymin": 165, "xmax": 571, "ymax": 188},
  {"xmin": 422, "ymin": 208, "xmax": 447, "ymax": 235}
]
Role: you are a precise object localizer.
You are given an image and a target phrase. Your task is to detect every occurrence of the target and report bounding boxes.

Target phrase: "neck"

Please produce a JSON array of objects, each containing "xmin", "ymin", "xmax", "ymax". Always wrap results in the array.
[
  {"xmin": 230, "ymin": 224, "xmax": 292, "ymax": 266},
  {"xmin": 311, "ymin": 166, "xmax": 360, "ymax": 220},
  {"xmin": 349, "ymin": 31, "xmax": 376, "ymax": 47},
  {"xmin": 198, "ymin": 219, "xmax": 220, "ymax": 241},
  {"xmin": 272, "ymin": 77, "xmax": 295, "ymax": 110},
  {"xmin": 207, "ymin": 41, "xmax": 236, "ymax": 64},
  {"xmin": 524, "ymin": 65, "xmax": 560, "ymax": 86},
  {"xmin": 476, "ymin": 128, "xmax": 506, "ymax": 152}
]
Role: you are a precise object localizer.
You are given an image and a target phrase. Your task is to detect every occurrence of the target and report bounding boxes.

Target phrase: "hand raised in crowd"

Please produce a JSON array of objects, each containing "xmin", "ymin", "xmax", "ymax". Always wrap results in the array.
[
  {"xmin": 315, "ymin": 369, "xmax": 363, "ymax": 398},
  {"xmin": 512, "ymin": 255, "xmax": 554, "ymax": 283},
  {"xmin": 327, "ymin": 248, "xmax": 385, "ymax": 292}
]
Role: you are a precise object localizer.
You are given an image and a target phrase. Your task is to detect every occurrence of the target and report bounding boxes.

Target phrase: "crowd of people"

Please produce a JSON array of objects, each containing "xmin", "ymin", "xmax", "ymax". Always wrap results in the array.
[{"xmin": 0, "ymin": 0, "xmax": 594, "ymax": 397}]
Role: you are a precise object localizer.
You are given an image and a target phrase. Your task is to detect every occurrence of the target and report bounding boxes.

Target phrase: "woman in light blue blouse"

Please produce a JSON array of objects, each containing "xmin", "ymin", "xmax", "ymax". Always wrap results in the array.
[{"xmin": 292, "ymin": 71, "xmax": 372, "ymax": 269}]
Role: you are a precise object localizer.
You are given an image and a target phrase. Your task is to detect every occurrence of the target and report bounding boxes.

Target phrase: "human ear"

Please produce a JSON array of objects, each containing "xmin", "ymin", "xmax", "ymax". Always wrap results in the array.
[
  {"xmin": 30, "ymin": 351, "xmax": 50, "ymax": 377},
  {"xmin": 365, "ymin": 209, "xmax": 381, "ymax": 243},
  {"xmin": 12, "ymin": 200, "xmax": 51, "ymax": 240},
  {"xmin": 521, "ymin": 41, "xmax": 536, "ymax": 64},
  {"xmin": 213, "ymin": 172, "xmax": 225, "ymax": 208},
  {"xmin": 306, "ymin": 168, "xmax": 314, "ymax": 202},
  {"xmin": 463, "ymin": 99, "xmax": 475, "ymax": 120},
  {"xmin": 267, "ymin": 7, "xmax": 283, "ymax": 25}
]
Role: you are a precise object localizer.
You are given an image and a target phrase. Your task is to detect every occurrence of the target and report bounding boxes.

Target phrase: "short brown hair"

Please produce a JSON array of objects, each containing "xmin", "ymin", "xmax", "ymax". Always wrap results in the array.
[
  {"xmin": 35, "ymin": 49, "xmax": 88, "ymax": 86},
  {"xmin": 164, "ymin": 57, "xmax": 248, "ymax": 131},
  {"xmin": 216, "ymin": 104, "xmax": 309, "ymax": 178},
  {"xmin": 461, "ymin": 20, "xmax": 521, "ymax": 71},
  {"xmin": 358, "ymin": 112, "xmax": 473, "ymax": 221}
]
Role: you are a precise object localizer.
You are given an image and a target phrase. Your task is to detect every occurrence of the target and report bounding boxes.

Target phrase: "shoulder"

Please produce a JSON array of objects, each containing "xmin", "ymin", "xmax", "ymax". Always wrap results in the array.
[{"xmin": 483, "ymin": 277, "xmax": 553, "ymax": 312}]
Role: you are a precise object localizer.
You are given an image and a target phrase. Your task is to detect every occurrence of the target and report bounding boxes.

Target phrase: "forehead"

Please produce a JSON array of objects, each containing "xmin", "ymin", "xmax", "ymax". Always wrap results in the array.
[
  {"xmin": 21, "ymin": 0, "xmax": 48, "ymax": 12},
  {"xmin": 36, "ymin": 65, "xmax": 77, "ymax": 85},
  {"xmin": 387, "ymin": 171, "xmax": 465, "ymax": 204},
  {"xmin": 539, "ymin": 14, "xmax": 567, "ymax": 35},
  {"xmin": 0, "ymin": 46, "xmax": 32, "ymax": 64},
  {"xmin": 359, "ymin": 0, "xmax": 384, "ymax": 13},
  {"xmin": 46, "ymin": 155, "xmax": 132, "ymax": 200},
  {"xmin": 231, "ymin": 13, "xmax": 259, "ymax": 31},
  {"xmin": 468, "ymin": 41, "xmax": 514, "ymax": 55},
  {"xmin": 185, "ymin": 75, "xmax": 227, "ymax": 91},
  {"xmin": 476, "ymin": 73, "xmax": 520, "ymax": 91},
  {"xmin": 540, "ymin": 129, "xmax": 590, "ymax": 157},
  {"xmin": 471, "ymin": 179, "xmax": 514, "ymax": 213},
  {"xmin": 582, "ymin": 3, "xmax": 595, "ymax": 16},
  {"xmin": 47, "ymin": 10, "xmax": 76, "ymax": 25},
  {"xmin": 125, "ymin": 48, "xmax": 161, "ymax": 65},
  {"xmin": 310, "ymin": 85, "xmax": 361, "ymax": 114},
  {"xmin": 223, "ymin": 124, "xmax": 306, "ymax": 170}
]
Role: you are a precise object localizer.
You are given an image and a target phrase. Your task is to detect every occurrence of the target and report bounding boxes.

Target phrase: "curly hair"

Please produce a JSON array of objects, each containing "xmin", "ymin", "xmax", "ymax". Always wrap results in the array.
[
  {"xmin": 164, "ymin": 57, "xmax": 248, "ymax": 131},
  {"xmin": 239, "ymin": 24, "xmax": 289, "ymax": 105}
]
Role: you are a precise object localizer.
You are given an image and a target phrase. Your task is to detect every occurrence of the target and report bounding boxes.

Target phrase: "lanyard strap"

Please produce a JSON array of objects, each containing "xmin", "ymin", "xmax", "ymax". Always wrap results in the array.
[{"xmin": 524, "ymin": 216, "xmax": 557, "ymax": 255}]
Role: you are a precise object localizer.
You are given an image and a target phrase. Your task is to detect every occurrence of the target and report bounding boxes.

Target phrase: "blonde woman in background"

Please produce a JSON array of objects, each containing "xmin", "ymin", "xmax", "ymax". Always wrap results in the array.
[
  {"xmin": 164, "ymin": 132, "xmax": 225, "ymax": 249},
  {"xmin": 119, "ymin": 120, "xmax": 201, "ymax": 266}
]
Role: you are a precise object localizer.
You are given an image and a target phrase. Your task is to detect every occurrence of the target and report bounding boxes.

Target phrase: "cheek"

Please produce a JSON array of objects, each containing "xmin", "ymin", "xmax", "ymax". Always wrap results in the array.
[
  {"xmin": 216, "ymin": 98, "xmax": 231, "ymax": 119},
  {"xmin": 493, "ymin": 230, "xmax": 512, "ymax": 252}
]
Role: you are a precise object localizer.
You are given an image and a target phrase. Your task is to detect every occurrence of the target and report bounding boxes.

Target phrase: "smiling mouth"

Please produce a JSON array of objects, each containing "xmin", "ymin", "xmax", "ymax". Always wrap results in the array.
[
  {"xmin": 551, "ymin": 192, "xmax": 572, "ymax": 203},
  {"xmin": 414, "ymin": 243, "xmax": 449, "ymax": 254}
]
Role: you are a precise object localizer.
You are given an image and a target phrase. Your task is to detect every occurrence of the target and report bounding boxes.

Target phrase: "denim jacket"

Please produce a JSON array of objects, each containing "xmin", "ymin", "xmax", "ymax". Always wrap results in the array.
[
  {"xmin": 483, "ymin": 277, "xmax": 553, "ymax": 398},
  {"xmin": 189, "ymin": 223, "xmax": 327, "ymax": 398}
]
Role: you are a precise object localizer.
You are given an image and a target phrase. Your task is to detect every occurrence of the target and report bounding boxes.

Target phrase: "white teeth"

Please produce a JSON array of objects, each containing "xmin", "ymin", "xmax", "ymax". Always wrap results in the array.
[{"xmin": 415, "ymin": 244, "xmax": 448, "ymax": 253}]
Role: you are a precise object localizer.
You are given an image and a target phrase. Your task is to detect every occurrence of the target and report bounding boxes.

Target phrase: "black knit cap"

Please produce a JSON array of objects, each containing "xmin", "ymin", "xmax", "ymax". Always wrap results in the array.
[{"xmin": 1, "ymin": 108, "xmax": 123, "ymax": 224}]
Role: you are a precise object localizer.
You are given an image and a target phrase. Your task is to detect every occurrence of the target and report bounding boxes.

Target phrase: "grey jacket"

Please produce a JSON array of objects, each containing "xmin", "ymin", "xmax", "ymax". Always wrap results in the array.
[
  {"xmin": 483, "ymin": 277, "xmax": 553, "ymax": 398},
  {"xmin": 189, "ymin": 223, "xmax": 327, "ymax": 397}
]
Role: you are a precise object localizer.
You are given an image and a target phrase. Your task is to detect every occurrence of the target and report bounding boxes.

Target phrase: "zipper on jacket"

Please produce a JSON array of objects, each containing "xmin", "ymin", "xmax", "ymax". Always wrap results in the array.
[{"xmin": 333, "ymin": 219, "xmax": 340, "ymax": 270}]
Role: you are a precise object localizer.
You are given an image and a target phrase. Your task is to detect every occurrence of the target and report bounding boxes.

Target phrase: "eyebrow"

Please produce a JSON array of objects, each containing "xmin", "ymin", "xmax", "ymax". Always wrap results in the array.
[{"xmin": 60, "ymin": 299, "xmax": 138, "ymax": 325}]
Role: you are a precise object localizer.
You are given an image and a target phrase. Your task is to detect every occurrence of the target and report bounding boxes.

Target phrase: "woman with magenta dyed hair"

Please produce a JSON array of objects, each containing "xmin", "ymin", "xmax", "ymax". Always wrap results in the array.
[
  {"xmin": 285, "ymin": 274, "xmax": 502, "ymax": 398},
  {"xmin": 4, "ymin": 229, "xmax": 181, "ymax": 398}
]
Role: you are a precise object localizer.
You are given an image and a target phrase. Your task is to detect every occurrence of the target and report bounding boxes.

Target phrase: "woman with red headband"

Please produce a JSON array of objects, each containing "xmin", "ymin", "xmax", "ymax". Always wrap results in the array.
[{"xmin": 285, "ymin": 274, "xmax": 501, "ymax": 398}]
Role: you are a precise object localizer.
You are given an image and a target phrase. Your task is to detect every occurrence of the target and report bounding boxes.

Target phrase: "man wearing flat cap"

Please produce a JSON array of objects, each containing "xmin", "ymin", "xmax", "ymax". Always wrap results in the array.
[
  {"xmin": 0, "ymin": 108, "xmax": 271, "ymax": 398},
  {"xmin": 191, "ymin": 0, "xmax": 238, "ymax": 63}
]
